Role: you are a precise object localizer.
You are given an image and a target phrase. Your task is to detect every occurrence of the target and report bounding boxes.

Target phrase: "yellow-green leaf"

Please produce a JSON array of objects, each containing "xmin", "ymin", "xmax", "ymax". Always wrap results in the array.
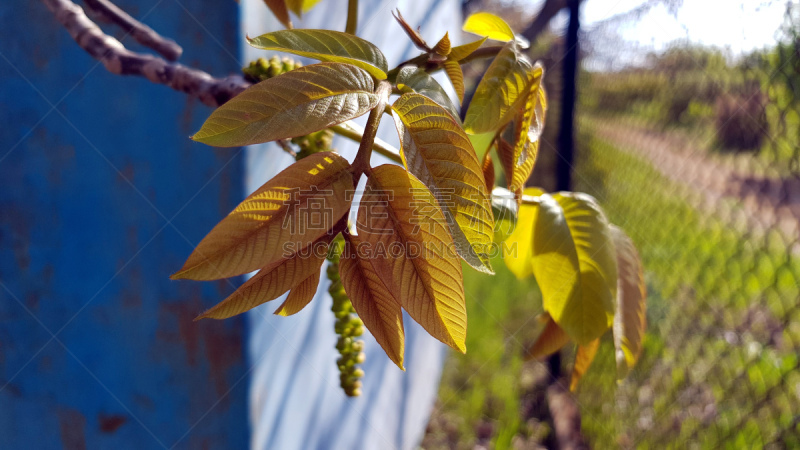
[
  {"xmin": 502, "ymin": 187, "xmax": 543, "ymax": 279},
  {"xmin": 469, "ymin": 131, "xmax": 495, "ymax": 157},
  {"xmin": 432, "ymin": 32, "xmax": 451, "ymax": 56},
  {"xmin": 533, "ymin": 193, "xmax": 617, "ymax": 345},
  {"xmin": 196, "ymin": 237, "xmax": 329, "ymax": 319},
  {"xmin": 462, "ymin": 12, "xmax": 515, "ymax": 43},
  {"xmin": 391, "ymin": 93, "xmax": 495, "ymax": 274},
  {"xmin": 274, "ymin": 268, "xmax": 321, "ymax": 316},
  {"xmin": 396, "ymin": 66, "xmax": 460, "ymax": 122},
  {"xmin": 193, "ymin": 63, "xmax": 380, "ymax": 147},
  {"xmin": 172, "ymin": 152, "xmax": 352, "ymax": 280},
  {"xmin": 339, "ymin": 233, "xmax": 405, "ymax": 369},
  {"xmin": 525, "ymin": 314, "xmax": 570, "ymax": 360},
  {"xmin": 262, "ymin": 0, "xmax": 292, "ymax": 29},
  {"xmin": 285, "ymin": 0, "xmax": 322, "ymax": 16},
  {"xmin": 570, "ymin": 338, "xmax": 600, "ymax": 392},
  {"xmin": 247, "ymin": 30, "xmax": 388, "ymax": 79},
  {"xmin": 464, "ymin": 42, "xmax": 535, "ymax": 134},
  {"xmin": 356, "ymin": 164, "xmax": 467, "ymax": 352},
  {"xmin": 610, "ymin": 225, "xmax": 647, "ymax": 379},
  {"xmin": 443, "ymin": 60, "xmax": 465, "ymax": 104},
  {"xmin": 504, "ymin": 69, "xmax": 546, "ymax": 200},
  {"xmin": 447, "ymin": 37, "xmax": 488, "ymax": 62}
]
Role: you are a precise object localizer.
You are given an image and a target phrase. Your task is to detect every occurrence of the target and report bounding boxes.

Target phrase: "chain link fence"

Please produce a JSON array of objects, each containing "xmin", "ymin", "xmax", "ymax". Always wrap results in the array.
[{"xmin": 571, "ymin": 1, "xmax": 800, "ymax": 447}]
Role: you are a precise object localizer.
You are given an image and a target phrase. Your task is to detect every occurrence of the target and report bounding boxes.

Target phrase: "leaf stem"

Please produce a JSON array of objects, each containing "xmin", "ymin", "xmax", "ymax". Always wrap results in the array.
[
  {"xmin": 351, "ymin": 81, "xmax": 392, "ymax": 177},
  {"xmin": 385, "ymin": 45, "xmax": 504, "ymax": 81},
  {"xmin": 345, "ymin": 0, "xmax": 358, "ymax": 35}
]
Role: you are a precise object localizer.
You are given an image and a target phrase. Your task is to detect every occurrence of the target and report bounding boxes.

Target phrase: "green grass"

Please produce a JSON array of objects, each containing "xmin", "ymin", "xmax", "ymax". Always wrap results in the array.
[{"xmin": 425, "ymin": 256, "xmax": 548, "ymax": 449}]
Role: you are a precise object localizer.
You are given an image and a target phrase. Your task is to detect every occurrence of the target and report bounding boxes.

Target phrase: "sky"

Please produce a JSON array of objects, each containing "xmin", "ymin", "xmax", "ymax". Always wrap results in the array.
[{"xmin": 579, "ymin": 0, "xmax": 790, "ymax": 55}]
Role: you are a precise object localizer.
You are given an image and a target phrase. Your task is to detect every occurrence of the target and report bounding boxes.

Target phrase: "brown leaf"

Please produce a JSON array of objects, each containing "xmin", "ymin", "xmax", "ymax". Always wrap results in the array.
[
  {"xmin": 570, "ymin": 338, "xmax": 600, "ymax": 392},
  {"xmin": 526, "ymin": 314, "xmax": 570, "ymax": 360},
  {"xmin": 339, "ymin": 232, "xmax": 405, "ymax": 369},
  {"xmin": 262, "ymin": 0, "xmax": 293, "ymax": 29},
  {"xmin": 356, "ymin": 164, "xmax": 467, "ymax": 352},
  {"xmin": 172, "ymin": 152, "xmax": 352, "ymax": 280},
  {"xmin": 274, "ymin": 268, "xmax": 321, "ymax": 316}
]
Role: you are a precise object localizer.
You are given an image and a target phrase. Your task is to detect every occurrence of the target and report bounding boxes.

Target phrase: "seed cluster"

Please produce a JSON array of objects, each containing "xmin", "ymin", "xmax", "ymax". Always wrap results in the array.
[
  {"xmin": 327, "ymin": 238, "xmax": 366, "ymax": 397},
  {"xmin": 242, "ymin": 56, "xmax": 302, "ymax": 82}
]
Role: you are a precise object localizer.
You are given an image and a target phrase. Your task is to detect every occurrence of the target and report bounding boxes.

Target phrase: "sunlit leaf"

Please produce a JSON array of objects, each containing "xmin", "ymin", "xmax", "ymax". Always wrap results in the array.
[
  {"xmin": 491, "ymin": 187, "xmax": 518, "ymax": 244},
  {"xmin": 501, "ymin": 70, "xmax": 546, "ymax": 201},
  {"xmin": 443, "ymin": 60, "xmax": 465, "ymax": 103},
  {"xmin": 432, "ymin": 32, "xmax": 451, "ymax": 56},
  {"xmin": 610, "ymin": 225, "xmax": 647, "ymax": 379},
  {"xmin": 275, "ymin": 268, "xmax": 321, "ymax": 316},
  {"xmin": 391, "ymin": 93, "xmax": 495, "ymax": 274},
  {"xmin": 340, "ymin": 233, "xmax": 405, "ymax": 369},
  {"xmin": 533, "ymin": 193, "xmax": 617, "ymax": 345},
  {"xmin": 525, "ymin": 314, "xmax": 570, "ymax": 360},
  {"xmin": 285, "ymin": 0, "xmax": 322, "ymax": 16},
  {"xmin": 193, "ymin": 63, "xmax": 380, "ymax": 147},
  {"xmin": 196, "ymin": 236, "xmax": 329, "ymax": 319},
  {"xmin": 247, "ymin": 30, "xmax": 388, "ymax": 79},
  {"xmin": 447, "ymin": 37, "xmax": 488, "ymax": 62},
  {"xmin": 356, "ymin": 164, "xmax": 467, "ymax": 352},
  {"xmin": 481, "ymin": 149, "xmax": 495, "ymax": 193},
  {"xmin": 396, "ymin": 66, "xmax": 460, "ymax": 122},
  {"xmin": 464, "ymin": 42, "xmax": 535, "ymax": 134},
  {"xmin": 462, "ymin": 12, "xmax": 515, "ymax": 43},
  {"xmin": 262, "ymin": 0, "xmax": 292, "ymax": 29},
  {"xmin": 503, "ymin": 187, "xmax": 543, "ymax": 279},
  {"xmin": 469, "ymin": 131, "xmax": 495, "ymax": 157},
  {"xmin": 172, "ymin": 152, "xmax": 352, "ymax": 280},
  {"xmin": 570, "ymin": 338, "xmax": 600, "ymax": 391}
]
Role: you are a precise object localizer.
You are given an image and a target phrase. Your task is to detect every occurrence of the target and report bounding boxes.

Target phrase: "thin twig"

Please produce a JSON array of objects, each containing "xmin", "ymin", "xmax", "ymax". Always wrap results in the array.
[
  {"xmin": 330, "ymin": 121, "xmax": 402, "ymax": 164},
  {"xmin": 42, "ymin": 0, "xmax": 250, "ymax": 107},
  {"xmin": 83, "ymin": 0, "xmax": 182, "ymax": 61},
  {"xmin": 275, "ymin": 139, "xmax": 297, "ymax": 157}
]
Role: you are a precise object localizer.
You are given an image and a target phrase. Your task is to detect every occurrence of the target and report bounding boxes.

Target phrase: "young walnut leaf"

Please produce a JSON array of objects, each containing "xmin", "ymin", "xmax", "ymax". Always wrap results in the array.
[
  {"xmin": 525, "ymin": 314, "xmax": 570, "ymax": 360},
  {"xmin": 247, "ymin": 30, "xmax": 388, "ymax": 79},
  {"xmin": 432, "ymin": 32, "xmax": 451, "ymax": 56},
  {"xmin": 192, "ymin": 63, "xmax": 380, "ymax": 147},
  {"xmin": 533, "ymin": 193, "xmax": 617, "ymax": 345},
  {"xmin": 447, "ymin": 37, "xmax": 488, "ymax": 62},
  {"xmin": 196, "ymin": 237, "xmax": 329, "ymax": 320},
  {"xmin": 274, "ymin": 267, "xmax": 322, "ymax": 317},
  {"xmin": 356, "ymin": 164, "xmax": 467, "ymax": 353},
  {"xmin": 172, "ymin": 152, "xmax": 352, "ymax": 280},
  {"xmin": 610, "ymin": 225, "xmax": 647, "ymax": 379},
  {"xmin": 462, "ymin": 12, "xmax": 515, "ymax": 43},
  {"xmin": 395, "ymin": 66, "xmax": 460, "ymax": 122},
  {"xmin": 498, "ymin": 69, "xmax": 546, "ymax": 202},
  {"xmin": 464, "ymin": 42, "xmax": 536, "ymax": 134},
  {"xmin": 285, "ymin": 0, "xmax": 322, "ymax": 16},
  {"xmin": 262, "ymin": 0, "xmax": 292, "ymax": 29},
  {"xmin": 391, "ymin": 93, "xmax": 495, "ymax": 274},
  {"xmin": 570, "ymin": 338, "xmax": 600, "ymax": 392},
  {"xmin": 339, "ymin": 232, "xmax": 405, "ymax": 369},
  {"xmin": 443, "ymin": 60, "xmax": 465, "ymax": 104},
  {"xmin": 503, "ymin": 187, "xmax": 543, "ymax": 279}
]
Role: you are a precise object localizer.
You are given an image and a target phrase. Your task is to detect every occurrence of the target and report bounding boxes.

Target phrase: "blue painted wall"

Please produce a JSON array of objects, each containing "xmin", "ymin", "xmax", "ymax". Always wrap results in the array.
[{"xmin": 0, "ymin": 1, "xmax": 248, "ymax": 448}]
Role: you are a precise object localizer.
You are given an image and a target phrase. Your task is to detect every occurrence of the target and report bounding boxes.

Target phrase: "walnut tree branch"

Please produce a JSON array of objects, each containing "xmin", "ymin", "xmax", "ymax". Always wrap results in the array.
[
  {"xmin": 83, "ymin": 0, "xmax": 183, "ymax": 61},
  {"xmin": 42, "ymin": 0, "xmax": 250, "ymax": 107}
]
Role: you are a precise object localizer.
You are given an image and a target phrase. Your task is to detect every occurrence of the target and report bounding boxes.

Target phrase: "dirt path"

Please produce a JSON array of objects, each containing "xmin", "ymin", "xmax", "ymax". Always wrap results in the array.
[{"xmin": 591, "ymin": 120, "xmax": 800, "ymax": 242}]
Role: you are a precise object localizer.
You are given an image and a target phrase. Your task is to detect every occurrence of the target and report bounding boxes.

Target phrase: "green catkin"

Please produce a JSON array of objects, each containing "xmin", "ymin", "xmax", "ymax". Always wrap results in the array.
[
  {"xmin": 242, "ymin": 55, "xmax": 303, "ymax": 83},
  {"xmin": 327, "ymin": 237, "xmax": 365, "ymax": 397},
  {"xmin": 244, "ymin": 57, "xmax": 360, "ymax": 394}
]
